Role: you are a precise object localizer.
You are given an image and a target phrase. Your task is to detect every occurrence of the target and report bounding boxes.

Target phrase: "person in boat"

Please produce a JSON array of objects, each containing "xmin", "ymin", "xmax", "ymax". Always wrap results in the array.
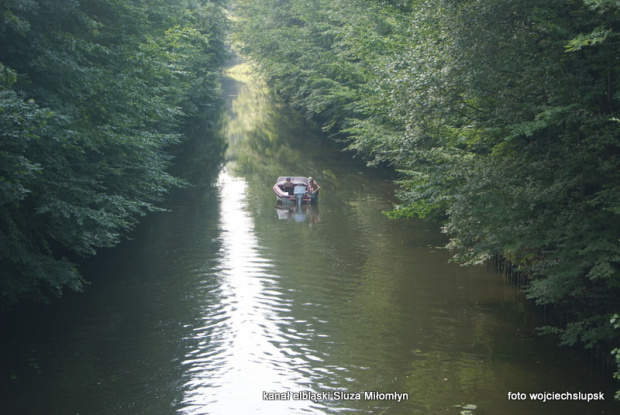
[
  {"xmin": 307, "ymin": 177, "xmax": 320, "ymax": 198},
  {"xmin": 281, "ymin": 177, "xmax": 295, "ymax": 195}
]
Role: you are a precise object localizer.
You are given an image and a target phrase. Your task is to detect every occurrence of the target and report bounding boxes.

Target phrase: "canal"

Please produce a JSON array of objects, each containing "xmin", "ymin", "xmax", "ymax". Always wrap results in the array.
[{"xmin": 1, "ymin": 62, "xmax": 618, "ymax": 415}]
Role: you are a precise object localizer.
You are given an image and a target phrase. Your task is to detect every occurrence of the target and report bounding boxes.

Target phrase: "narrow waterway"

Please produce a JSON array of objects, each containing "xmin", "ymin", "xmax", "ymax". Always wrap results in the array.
[{"xmin": 1, "ymin": 63, "xmax": 618, "ymax": 415}]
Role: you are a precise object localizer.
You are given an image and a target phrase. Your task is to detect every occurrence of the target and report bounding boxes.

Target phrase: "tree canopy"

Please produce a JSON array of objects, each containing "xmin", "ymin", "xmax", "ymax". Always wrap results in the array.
[
  {"xmin": 0, "ymin": 0, "xmax": 227, "ymax": 305},
  {"xmin": 232, "ymin": 0, "xmax": 620, "ymax": 391}
]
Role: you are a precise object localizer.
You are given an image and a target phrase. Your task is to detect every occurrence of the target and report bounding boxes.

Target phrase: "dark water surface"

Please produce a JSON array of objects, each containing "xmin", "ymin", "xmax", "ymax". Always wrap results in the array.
[{"xmin": 1, "ymin": 64, "xmax": 619, "ymax": 415}]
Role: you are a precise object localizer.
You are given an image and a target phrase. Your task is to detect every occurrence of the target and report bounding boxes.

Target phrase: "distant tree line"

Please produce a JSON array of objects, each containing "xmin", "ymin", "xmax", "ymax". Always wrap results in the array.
[
  {"xmin": 0, "ymin": 0, "xmax": 227, "ymax": 305},
  {"xmin": 232, "ymin": 0, "xmax": 620, "ymax": 392}
]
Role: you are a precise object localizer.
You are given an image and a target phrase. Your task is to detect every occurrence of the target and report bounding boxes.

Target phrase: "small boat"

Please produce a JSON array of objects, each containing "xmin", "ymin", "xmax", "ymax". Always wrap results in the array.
[{"xmin": 273, "ymin": 176, "xmax": 318, "ymax": 204}]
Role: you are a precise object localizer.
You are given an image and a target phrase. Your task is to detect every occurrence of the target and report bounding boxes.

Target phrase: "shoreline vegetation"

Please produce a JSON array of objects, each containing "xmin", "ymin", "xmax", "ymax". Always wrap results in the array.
[
  {"xmin": 0, "ymin": 0, "xmax": 228, "ymax": 305},
  {"xmin": 230, "ymin": 0, "xmax": 620, "ymax": 394}
]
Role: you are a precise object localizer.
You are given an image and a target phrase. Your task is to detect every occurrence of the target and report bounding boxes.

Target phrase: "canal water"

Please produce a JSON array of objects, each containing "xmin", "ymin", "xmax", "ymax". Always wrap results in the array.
[{"xmin": 1, "ymin": 63, "xmax": 618, "ymax": 415}]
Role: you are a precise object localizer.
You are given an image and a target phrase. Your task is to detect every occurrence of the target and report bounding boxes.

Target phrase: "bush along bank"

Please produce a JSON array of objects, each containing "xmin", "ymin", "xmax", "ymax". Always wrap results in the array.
[
  {"xmin": 0, "ymin": 0, "xmax": 228, "ymax": 306},
  {"xmin": 232, "ymin": 0, "xmax": 620, "ymax": 394}
]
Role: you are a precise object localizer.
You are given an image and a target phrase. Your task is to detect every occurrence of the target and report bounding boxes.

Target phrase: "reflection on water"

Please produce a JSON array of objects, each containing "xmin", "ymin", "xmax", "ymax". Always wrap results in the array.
[
  {"xmin": 275, "ymin": 201, "xmax": 320, "ymax": 225},
  {"xmin": 179, "ymin": 170, "xmax": 321, "ymax": 414}
]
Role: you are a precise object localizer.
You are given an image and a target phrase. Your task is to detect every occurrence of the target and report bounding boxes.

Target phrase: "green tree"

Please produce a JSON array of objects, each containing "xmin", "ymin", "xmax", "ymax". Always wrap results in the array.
[{"xmin": 0, "ymin": 0, "xmax": 227, "ymax": 305}]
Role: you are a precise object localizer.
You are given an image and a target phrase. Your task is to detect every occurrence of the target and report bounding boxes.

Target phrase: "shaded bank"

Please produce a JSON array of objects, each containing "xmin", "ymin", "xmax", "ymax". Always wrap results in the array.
[{"xmin": 0, "ymin": 0, "xmax": 228, "ymax": 305}]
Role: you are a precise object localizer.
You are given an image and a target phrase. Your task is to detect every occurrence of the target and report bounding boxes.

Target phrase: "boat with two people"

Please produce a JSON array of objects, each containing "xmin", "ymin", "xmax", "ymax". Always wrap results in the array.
[{"xmin": 273, "ymin": 176, "xmax": 320, "ymax": 204}]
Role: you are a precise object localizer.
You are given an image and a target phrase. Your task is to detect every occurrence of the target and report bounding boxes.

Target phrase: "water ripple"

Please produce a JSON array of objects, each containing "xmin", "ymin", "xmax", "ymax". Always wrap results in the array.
[{"xmin": 178, "ymin": 171, "xmax": 328, "ymax": 414}]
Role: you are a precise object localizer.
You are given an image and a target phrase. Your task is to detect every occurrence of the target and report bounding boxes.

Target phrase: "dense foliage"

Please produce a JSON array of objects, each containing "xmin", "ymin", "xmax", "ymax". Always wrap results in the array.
[
  {"xmin": 0, "ymin": 0, "xmax": 227, "ymax": 305},
  {"xmin": 232, "ymin": 0, "xmax": 620, "ymax": 390}
]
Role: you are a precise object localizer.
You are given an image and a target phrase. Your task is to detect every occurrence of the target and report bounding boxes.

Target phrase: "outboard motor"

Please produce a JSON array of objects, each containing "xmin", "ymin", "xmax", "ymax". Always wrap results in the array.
[{"xmin": 294, "ymin": 185, "xmax": 306, "ymax": 205}]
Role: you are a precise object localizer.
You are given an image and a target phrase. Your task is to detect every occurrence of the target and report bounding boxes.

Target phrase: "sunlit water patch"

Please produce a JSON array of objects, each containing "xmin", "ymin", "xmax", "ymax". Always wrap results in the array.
[{"xmin": 179, "ymin": 170, "xmax": 328, "ymax": 414}]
